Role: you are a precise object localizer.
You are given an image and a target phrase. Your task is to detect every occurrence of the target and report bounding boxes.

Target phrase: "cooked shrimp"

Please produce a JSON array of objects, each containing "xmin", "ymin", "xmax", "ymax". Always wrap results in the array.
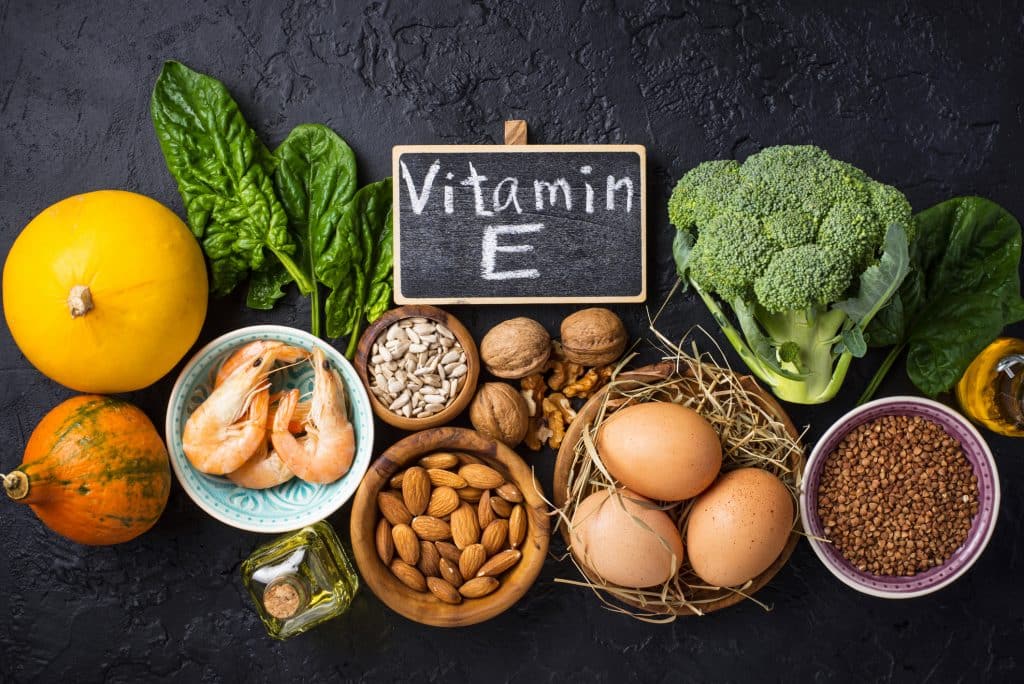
[
  {"xmin": 215, "ymin": 340, "xmax": 308, "ymax": 387},
  {"xmin": 183, "ymin": 346, "xmax": 278, "ymax": 475},
  {"xmin": 227, "ymin": 440, "xmax": 294, "ymax": 489},
  {"xmin": 271, "ymin": 348, "xmax": 356, "ymax": 484}
]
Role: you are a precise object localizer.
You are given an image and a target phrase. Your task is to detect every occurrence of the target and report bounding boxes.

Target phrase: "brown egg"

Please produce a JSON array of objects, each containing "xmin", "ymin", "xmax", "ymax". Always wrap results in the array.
[
  {"xmin": 686, "ymin": 468, "xmax": 793, "ymax": 587},
  {"xmin": 595, "ymin": 402, "xmax": 722, "ymax": 501},
  {"xmin": 570, "ymin": 488, "xmax": 684, "ymax": 588}
]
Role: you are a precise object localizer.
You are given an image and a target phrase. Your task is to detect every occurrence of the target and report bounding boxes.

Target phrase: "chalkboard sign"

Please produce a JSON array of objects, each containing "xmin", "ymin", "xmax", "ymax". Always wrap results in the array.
[{"xmin": 392, "ymin": 145, "xmax": 646, "ymax": 304}]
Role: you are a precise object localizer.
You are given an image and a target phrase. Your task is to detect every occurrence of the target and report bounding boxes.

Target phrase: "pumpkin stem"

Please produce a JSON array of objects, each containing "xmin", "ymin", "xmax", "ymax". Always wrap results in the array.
[
  {"xmin": 2, "ymin": 471, "xmax": 29, "ymax": 501},
  {"xmin": 67, "ymin": 285, "xmax": 94, "ymax": 318}
]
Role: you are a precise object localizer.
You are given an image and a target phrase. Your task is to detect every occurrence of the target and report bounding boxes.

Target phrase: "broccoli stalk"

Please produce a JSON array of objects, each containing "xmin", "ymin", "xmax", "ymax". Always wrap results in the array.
[
  {"xmin": 670, "ymin": 145, "xmax": 914, "ymax": 405},
  {"xmin": 688, "ymin": 275, "xmax": 853, "ymax": 403}
]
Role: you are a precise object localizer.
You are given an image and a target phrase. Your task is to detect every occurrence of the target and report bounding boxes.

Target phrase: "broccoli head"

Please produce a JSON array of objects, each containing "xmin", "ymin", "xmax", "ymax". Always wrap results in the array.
[{"xmin": 670, "ymin": 145, "xmax": 914, "ymax": 404}]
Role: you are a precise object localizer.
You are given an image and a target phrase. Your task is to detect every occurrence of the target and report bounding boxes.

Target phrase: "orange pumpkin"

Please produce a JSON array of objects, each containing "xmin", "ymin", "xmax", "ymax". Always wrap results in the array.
[{"xmin": 3, "ymin": 395, "xmax": 171, "ymax": 545}]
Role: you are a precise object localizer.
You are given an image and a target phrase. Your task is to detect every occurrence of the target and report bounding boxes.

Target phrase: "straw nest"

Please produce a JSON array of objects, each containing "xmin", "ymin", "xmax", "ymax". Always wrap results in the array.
[{"xmin": 551, "ymin": 336, "xmax": 805, "ymax": 622}]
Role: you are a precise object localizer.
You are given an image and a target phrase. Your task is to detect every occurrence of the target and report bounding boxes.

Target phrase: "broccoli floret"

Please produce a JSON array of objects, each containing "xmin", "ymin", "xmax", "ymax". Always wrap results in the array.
[
  {"xmin": 687, "ymin": 212, "xmax": 774, "ymax": 301},
  {"xmin": 670, "ymin": 145, "xmax": 914, "ymax": 404},
  {"xmin": 668, "ymin": 159, "xmax": 741, "ymax": 229},
  {"xmin": 819, "ymin": 201, "xmax": 883, "ymax": 270},
  {"xmin": 870, "ymin": 182, "xmax": 915, "ymax": 242},
  {"xmin": 753, "ymin": 245, "xmax": 855, "ymax": 313},
  {"xmin": 763, "ymin": 210, "xmax": 818, "ymax": 248}
]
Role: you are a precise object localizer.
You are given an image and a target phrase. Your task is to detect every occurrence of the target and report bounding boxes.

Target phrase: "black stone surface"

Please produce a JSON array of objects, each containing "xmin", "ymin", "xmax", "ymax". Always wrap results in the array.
[{"xmin": 1, "ymin": 1, "xmax": 1022, "ymax": 681}]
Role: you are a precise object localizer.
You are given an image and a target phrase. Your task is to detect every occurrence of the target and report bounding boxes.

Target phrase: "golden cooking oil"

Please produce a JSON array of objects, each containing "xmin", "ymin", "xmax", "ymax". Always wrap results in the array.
[
  {"xmin": 955, "ymin": 337, "xmax": 1024, "ymax": 437},
  {"xmin": 241, "ymin": 521, "xmax": 359, "ymax": 639}
]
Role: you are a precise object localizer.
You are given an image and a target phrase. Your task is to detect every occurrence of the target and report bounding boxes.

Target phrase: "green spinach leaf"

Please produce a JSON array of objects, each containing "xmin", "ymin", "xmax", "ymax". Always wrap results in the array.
[
  {"xmin": 319, "ymin": 179, "xmax": 393, "ymax": 355},
  {"xmin": 150, "ymin": 61, "xmax": 311, "ymax": 296},
  {"xmin": 862, "ymin": 197, "xmax": 1024, "ymax": 400},
  {"xmin": 258, "ymin": 124, "xmax": 357, "ymax": 333}
]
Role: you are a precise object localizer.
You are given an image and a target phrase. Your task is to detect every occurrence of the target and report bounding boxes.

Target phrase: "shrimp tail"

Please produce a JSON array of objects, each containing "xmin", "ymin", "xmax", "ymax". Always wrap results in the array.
[{"xmin": 272, "ymin": 389, "xmax": 300, "ymax": 433}]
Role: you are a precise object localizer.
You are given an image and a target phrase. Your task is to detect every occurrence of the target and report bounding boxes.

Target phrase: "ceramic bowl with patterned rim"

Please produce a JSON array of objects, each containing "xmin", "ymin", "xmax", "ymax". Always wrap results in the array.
[
  {"xmin": 801, "ymin": 396, "xmax": 1000, "ymax": 598},
  {"xmin": 165, "ymin": 325, "xmax": 374, "ymax": 533}
]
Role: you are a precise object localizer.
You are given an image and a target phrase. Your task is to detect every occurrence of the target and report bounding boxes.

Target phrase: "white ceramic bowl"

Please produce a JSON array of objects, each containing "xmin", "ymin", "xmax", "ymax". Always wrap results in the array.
[
  {"xmin": 165, "ymin": 325, "xmax": 374, "ymax": 533},
  {"xmin": 801, "ymin": 396, "xmax": 1000, "ymax": 598}
]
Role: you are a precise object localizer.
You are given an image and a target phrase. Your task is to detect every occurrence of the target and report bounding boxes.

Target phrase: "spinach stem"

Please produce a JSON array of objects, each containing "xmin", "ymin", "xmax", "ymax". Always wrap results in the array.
[
  {"xmin": 271, "ymin": 248, "xmax": 314, "ymax": 296},
  {"xmin": 310, "ymin": 286, "xmax": 322, "ymax": 338},
  {"xmin": 345, "ymin": 320, "xmax": 362, "ymax": 360},
  {"xmin": 857, "ymin": 342, "xmax": 906, "ymax": 405}
]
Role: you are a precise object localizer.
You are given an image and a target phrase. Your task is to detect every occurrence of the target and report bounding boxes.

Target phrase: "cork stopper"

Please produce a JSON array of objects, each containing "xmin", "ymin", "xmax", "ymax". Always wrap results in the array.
[{"xmin": 263, "ymin": 576, "xmax": 307, "ymax": 620}]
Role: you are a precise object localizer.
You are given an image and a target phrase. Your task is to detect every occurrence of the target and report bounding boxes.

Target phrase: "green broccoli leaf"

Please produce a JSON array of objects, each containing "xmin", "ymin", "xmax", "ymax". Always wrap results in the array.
[
  {"xmin": 835, "ymin": 223, "xmax": 910, "ymax": 326},
  {"xmin": 150, "ymin": 61, "xmax": 310, "ymax": 296},
  {"xmin": 672, "ymin": 230, "xmax": 695, "ymax": 291},
  {"xmin": 837, "ymin": 327, "xmax": 867, "ymax": 358}
]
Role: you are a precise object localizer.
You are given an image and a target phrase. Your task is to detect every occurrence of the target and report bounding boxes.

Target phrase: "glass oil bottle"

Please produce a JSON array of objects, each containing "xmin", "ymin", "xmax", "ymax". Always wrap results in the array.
[
  {"xmin": 955, "ymin": 337, "xmax": 1024, "ymax": 437},
  {"xmin": 241, "ymin": 521, "xmax": 359, "ymax": 639}
]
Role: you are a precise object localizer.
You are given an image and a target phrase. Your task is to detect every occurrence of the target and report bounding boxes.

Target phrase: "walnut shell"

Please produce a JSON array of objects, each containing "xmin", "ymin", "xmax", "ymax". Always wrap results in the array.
[
  {"xmin": 560, "ymin": 308, "xmax": 627, "ymax": 366},
  {"xmin": 479, "ymin": 317, "xmax": 551, "ymax": 379},
  {"xmin": 469, "ymin": 382, "xmax": 530, "ymax": 447}
]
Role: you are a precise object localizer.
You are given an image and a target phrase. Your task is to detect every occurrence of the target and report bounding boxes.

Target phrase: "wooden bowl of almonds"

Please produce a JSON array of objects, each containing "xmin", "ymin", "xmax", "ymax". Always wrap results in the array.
[
  {"xmin": 350, "ymin": 427, "xmax": 550, "ymax": 627},
  {"xmin": 354, "ymin": 305, "xmax": 480, "ymax": 430}
]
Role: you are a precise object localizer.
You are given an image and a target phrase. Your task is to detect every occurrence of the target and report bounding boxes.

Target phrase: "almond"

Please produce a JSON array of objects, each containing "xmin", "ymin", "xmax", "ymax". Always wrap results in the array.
[
  {"xmin": 419, "ymin": 452, "xmax": 459, "ymax": 470},
  {"xmin": 495, "ymin": 482, "xmax": 524, "ymax": 503},
  {"xmin": 389, "ymin": 472, "xmax": 404, "ymax": 489},
  {"xmin": 375, "ymin": 518, "xmax": 394, "ymax": 565},
  {"xmin": 427, "ymin": 576, "xmax": 462, "ymax": 605},
  {"xmin": 509, "ymin": 504, "xmax": 527, "ymax": 549},
  {"xmin": 390, "ymin": 559, "xmax": 427, "ymax": 592},
  {"xmin": 428, "ymin": 468, "xmax": 467, "ymax": 489},
  {"xmin": 459, "ymin": 543, "xmax": 487, "ymax": 580},
  {"xmin": 477, "ymin": 490, "xmax": 495, "ymax": 529},
  {"xmin": 458, "ymin": 486, "xmax": 484, "ymax": 502},
  {"xmin": 411, "ymin": 515, "xmax": 452, "ymax": 542},
  {"xmin": 392, "ymin": 523, "xmax": 420, "ymax": 565},
  {"xmin": 459, "ymin": 463, "xmax": 505, "ymax": 489},
  {"xmin": 378, "ymin": 491, "xmax": 413, "ymax": 526},
  {"xmin": 456, "ymin": 452, "xmax": 484, "ymax": 466},
  {"xmin": 459, "ymin": 576, "xmax": 499, "ymax": 599},
  {"xmin": 477, "ymin": 549, "xmax": 521, "ymax": 577},
  {"xmin": 427, "ymin": 486, "xmax": 460, "ymax": 518},
  {"xmin": 439, "ymin": 557, "xmax": 463, "ymax": 587},
  {"xmin": 451, "ymin": 503, "xmax": 481, "ymax": 549},
  {"xmin": 402, "ymin": 466, "xmax": 431, "ymax": 516},
  {"xmin": 481, "ymin": 519, "xmax": 509, "ymax": 556},
  {"xmin": 418, "ymin": 540, "xmax": 441, "ymax": 578},
  {"xmin": 435, "ymin": 541, "xmax": 462, "ymax": 564},
  {"xmin": 490, "ymin": 496, "xmax": 513, "ymax": 518}
]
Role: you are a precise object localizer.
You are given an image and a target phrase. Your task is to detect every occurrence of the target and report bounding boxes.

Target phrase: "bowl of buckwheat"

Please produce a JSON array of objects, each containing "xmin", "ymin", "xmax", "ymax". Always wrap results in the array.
[
  {"xmin": 354, "ymin": 305, "xmax": 480, "ymax": 430},
  {"xmin": 801, "ymin": 396, "xmax": 1000, "ymax": 598}
]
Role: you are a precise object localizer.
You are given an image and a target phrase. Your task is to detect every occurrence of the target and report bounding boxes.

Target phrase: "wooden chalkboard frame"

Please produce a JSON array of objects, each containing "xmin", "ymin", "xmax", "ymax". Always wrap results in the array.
[{"xmin": 392, "ymin": 144, "xmax": 647, "ymax": 305}]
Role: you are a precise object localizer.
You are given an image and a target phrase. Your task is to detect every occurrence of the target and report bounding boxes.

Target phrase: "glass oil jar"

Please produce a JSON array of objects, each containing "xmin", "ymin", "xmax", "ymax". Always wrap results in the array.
[
  {"xmin": 241, "ymin": 521, "xmax": 359, "ymax": 639},
  {"xmin": 955, "ymin": 337, "xmax": 1024, "ymax": 437}
]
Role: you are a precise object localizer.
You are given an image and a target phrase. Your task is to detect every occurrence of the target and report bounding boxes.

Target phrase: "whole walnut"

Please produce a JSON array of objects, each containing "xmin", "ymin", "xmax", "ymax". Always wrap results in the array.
[
  {"xmin": 469, "ymin": 382, "xmax": 530, "ymax": 447},
  {"xmin": 560, "ymin": 308, "xmax": 627, "ymax": 366},
  {"xmin": 480, "ymin": 317, "xmax": 551, "ymax": 379}
]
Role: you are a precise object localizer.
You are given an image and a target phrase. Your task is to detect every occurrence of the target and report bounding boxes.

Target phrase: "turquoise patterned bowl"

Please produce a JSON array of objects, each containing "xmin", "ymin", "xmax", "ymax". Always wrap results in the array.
[{"xmin": 165, "ymin": 325, "xmax": 375, "ymax": 534}]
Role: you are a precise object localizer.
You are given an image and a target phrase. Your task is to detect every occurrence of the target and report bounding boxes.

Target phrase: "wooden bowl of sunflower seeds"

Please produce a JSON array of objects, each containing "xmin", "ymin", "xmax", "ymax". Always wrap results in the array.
[
  {"xmin": 355, "ymin": 305, "xmax": 480, "ymax": 430},
  {"xmin": 349, "ymin": 427, "xmax": 550, "ymax": 627}
]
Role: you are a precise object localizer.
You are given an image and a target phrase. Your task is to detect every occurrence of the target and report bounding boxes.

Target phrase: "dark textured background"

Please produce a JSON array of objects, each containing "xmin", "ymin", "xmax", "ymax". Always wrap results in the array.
[{"xmin": 2, "ymin": 1, "xmax": 1022, "ymax": 681}]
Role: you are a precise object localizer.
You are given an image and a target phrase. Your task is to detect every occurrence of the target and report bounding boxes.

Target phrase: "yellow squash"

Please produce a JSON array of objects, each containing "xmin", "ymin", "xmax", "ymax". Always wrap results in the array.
[{"xmin": 2, "ymin": 190, "xmax": 208, "ymax": 393}]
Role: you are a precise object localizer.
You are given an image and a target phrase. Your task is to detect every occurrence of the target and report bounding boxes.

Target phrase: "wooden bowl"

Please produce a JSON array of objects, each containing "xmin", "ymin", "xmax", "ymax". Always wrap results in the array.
[
  {"xmin": 553, "ymin": 361, "xmax": 803, "ymax": 616},
  {"xmin": 354, "ymin": 305, "xmax": 480, "ymax": 430},
  {"xmin": 350, "ymin": 427, "xmax": 551, "ymax": 627}
]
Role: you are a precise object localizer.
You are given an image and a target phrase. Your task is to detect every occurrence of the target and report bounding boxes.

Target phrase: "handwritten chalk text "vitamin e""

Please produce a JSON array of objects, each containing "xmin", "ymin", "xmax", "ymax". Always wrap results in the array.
[{"xmin": 400, "ymin": 160, "xmax": 635, "ymax": 217}]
